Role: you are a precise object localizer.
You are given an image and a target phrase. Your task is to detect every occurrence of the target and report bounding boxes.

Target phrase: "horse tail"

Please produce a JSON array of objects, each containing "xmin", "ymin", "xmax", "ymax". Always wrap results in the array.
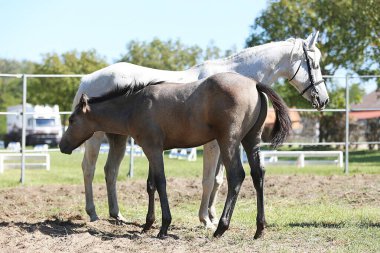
[{"xmin": 256, "ymin": 83, "xmax": 291, "ymax": 149}]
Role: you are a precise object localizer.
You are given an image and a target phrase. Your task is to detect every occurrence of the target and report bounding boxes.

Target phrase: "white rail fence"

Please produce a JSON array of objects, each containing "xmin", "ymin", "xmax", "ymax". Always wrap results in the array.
[{"xmin": 0, "ymin": 74, "xmax": 379, "ymax": 183}]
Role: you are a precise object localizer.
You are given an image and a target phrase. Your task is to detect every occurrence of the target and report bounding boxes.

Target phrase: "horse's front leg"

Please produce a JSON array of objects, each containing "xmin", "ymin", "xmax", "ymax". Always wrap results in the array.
[
  {"xmin": 82, "ymin": 132, "xmax": 104, "ymax": 221},
  {"xmin": 199, "ymin": 141, "xmax": 220, "ymax": 229},
  {"xmin": 104, "ymin": 133, "xmax": 127, "ymax": 223},
  {"xmin": 142, "ymin": 165, "xmax": 156, "ymax": 232},
  {"xmin": 143, "ymin": 146, "xmax": 171, "ymax": 239}
]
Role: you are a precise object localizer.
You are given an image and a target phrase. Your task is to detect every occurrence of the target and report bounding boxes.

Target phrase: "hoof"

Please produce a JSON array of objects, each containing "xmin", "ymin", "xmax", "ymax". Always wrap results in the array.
[
  {"xmin": 89, "ymin": 215, "xmax": 99, "ymax": 222},
  {"xmin": 254, "ymin": 229, "xmax": 264, "ymax": 239},
  {"xmin": 200, "ymin": 218, "xmax": 216, "ymax": 231},
  {"xmin": 213, "ymin": 230, "xmax": 224, "ymax": 238},
  {"xmin": 157, "ymin": 231, "xmax": 169, "ymax": 239},
  {"xmin": 205, "ymin": 222, "xmax": 216, "ymax": 231},
  {"xmin": 142, "ymin": 219, "xmax": 155, "ymax": 233},
  {"xmin": 111, "ymin": 212, "xmax": 127, "ymax": 222}
]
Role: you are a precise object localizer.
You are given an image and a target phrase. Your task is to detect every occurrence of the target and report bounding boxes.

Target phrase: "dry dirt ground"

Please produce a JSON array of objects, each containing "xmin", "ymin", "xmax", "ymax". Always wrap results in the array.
[{"xmin": 0, "ymin": 174, "xmax": 379, "ymax": 252}]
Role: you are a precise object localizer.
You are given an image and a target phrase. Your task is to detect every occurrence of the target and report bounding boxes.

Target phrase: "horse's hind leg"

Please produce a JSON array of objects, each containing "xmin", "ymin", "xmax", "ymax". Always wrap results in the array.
[
  {"xmin": 214, "ymin": 140, "xmax": 245, "ymax": 237},
  {"xmin": 104, "ymin": 133, "xmax": 127, "ymax": 223},
  {"xmin": 241, "ymin": 128, "xmax": 266, "ymax": 239},
  {"xmin": 142, "ymin": 165, "xmax": 156, "ymax": 232},
  {"xmin": 199, "ymin": 141, "xmax": 220, "ymax": 229},
  {"xmin": 208, "ymin": 155, "xmax": 224, "ymax": 225},
  {"xmin": 82, "ymin": 132, "xmax": 104, "ymax": 221}
]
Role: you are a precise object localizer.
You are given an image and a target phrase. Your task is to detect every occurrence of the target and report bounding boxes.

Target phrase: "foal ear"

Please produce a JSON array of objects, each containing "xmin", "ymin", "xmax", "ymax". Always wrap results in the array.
[{"xmin": 79, "ymin": 94, "xmax": 90, "ymax": 113}]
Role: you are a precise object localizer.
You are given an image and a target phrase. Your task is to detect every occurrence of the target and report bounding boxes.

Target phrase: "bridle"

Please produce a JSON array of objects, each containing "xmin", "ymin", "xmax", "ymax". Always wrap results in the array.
[{"xmin": 289, "ymin": 43, "xmax": 325, "ymax": 96}]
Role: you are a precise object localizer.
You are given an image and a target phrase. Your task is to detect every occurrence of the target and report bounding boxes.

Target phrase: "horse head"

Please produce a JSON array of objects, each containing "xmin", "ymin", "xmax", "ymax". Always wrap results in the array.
[
  {"xmin": 288, "ymin": 31, "xmax": 329, "ymax": 110},
  {"xmin": 59, "ymin": 94, "xmax": 95, "ymax": 154}
]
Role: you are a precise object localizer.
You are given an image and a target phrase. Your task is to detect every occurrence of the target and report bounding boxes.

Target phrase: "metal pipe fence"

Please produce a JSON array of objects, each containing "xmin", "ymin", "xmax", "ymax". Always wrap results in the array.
[{"xmin": 0, "ymin": 73, "xmax": 379, "ymax": 182}]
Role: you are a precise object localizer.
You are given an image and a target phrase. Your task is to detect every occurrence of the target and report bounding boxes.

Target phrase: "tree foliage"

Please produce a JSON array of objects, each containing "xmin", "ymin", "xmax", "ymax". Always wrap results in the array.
[
  {"xmin": 28, "ymin": 50, "xmax": 107, "ymax": 111},
  {"xmin": 246, "ymin": 0, "xmax": 379, "ymax": 111},
  {"xmin": 119, "ymin": 38, "xmax": 228, "ymax": 70},
  {"xmin": 246, "ymin": 0, "xmax": 379, "ymax": 76}
]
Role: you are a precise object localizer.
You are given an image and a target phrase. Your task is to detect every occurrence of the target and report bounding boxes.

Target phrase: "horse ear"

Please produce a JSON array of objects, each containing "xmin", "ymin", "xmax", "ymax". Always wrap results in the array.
[
  {"xmin": 79, "ymin": 94, "xmax": 90, "ymax": 113},
  {"xmin": 306, "ymin": 31, "xmax": 319, "ymax": 49}
]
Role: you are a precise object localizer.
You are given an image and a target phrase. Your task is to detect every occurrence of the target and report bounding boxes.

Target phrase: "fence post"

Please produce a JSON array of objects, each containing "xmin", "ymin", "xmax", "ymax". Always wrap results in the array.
[
  {"xmin": 20, "ymin": 75, "xmax": 27, "ymax": 183},
  {"xmin": 344, "ymin": 75, "xmax": 350, "ymax": 174}
]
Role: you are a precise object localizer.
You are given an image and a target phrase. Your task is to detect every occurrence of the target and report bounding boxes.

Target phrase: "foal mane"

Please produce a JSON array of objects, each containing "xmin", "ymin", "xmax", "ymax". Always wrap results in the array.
[{"xmin": 88, "ymin": 80, "xmax": 165, "ymax": 104}]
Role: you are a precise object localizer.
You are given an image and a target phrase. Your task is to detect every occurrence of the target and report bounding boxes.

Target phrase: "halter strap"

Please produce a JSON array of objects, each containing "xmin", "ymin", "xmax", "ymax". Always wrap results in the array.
[
  {"xmin": 289, "ymin": 43, "xmax": 325, "ymax": 96},
  {"xmin": 289, "ymin": 60, "xmax": 302, "ymax": 82}
]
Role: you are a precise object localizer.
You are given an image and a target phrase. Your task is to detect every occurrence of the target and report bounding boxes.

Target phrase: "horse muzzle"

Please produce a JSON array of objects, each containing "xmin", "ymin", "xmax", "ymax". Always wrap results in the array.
[
  {"xmin": 59, "ymin": 141, "xmax": 73, "ymax": 155},
  {"xmin": 312, "ymin": 96, "xmax": 329, "ymax": 111}
]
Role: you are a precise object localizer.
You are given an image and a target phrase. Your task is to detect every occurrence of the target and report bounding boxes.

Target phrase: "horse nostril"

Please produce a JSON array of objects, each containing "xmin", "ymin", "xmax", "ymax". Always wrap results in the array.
[{"xmin": 325, "ymin": 98, "xmax": 329, "ymax": 105}]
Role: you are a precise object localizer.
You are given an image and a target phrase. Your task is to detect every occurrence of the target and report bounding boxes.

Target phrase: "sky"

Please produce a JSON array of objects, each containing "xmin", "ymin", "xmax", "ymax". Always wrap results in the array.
[{"xmin": 0, "ymin": 0, "xmax": 267, "ymax": 63}]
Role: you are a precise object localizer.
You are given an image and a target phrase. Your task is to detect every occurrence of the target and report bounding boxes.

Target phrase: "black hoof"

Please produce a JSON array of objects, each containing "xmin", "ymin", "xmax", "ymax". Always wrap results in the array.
[
  {"xmin": 254, "ymin": 228, "xmax": 264, "ymax": 239},
  {"xmin": 213, "ymin": 228, "xmax": 226, "ymax": 238},
  {"xmin": 157, "ymin": 232, "xmax": 169, "ymax": 239},
  {"xmin": 142, "ymin": 222, "xmax": 154, "ymax": 233}
]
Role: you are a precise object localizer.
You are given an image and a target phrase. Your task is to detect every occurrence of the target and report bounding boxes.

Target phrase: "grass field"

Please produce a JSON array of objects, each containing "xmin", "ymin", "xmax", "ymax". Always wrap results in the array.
[
  {"xmin": 0, "ymin": 148, "xmax": 379, "ymax": 252},
  {"xmin": 1, "ymin": 149, "xmax": 379, "ymax": 188}
]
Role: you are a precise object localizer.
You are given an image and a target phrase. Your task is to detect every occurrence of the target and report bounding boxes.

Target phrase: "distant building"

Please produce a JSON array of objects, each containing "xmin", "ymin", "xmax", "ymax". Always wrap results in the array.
[
  {"xmin": 262, "ymin": 107, "xmax": 306, "ymax": 143},
  {"xmin": 351, "ymin": 89, "xmax": 380, "ymax": 120},
  {"xmin": 350, "ymin": 89, "xmax": 380, "ymax": 149}
]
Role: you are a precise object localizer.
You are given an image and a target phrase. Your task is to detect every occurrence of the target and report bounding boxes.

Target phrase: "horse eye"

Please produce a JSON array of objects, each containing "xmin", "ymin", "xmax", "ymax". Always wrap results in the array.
[{"xmin": 69, "ymin": 118, "xmax": 74, "ymax": 124}]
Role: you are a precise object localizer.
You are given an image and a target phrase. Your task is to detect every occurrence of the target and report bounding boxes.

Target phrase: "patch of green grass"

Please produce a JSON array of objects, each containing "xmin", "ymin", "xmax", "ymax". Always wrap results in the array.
[{"xmin": 0, "ymin": 149, "xmax": 379, "ymax": 188}]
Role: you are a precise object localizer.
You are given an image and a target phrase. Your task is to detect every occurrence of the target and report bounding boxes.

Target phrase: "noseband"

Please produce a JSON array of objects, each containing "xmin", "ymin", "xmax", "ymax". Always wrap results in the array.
[{"xmin": 289, "ymin": 43, "xmax": 325, "ymax": 96}]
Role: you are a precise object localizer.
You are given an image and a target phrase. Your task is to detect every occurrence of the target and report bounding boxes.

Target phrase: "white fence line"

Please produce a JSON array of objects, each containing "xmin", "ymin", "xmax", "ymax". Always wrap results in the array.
[{"xmin": 0, "ymin": 73, "xmax": 380, "ymax": 182}]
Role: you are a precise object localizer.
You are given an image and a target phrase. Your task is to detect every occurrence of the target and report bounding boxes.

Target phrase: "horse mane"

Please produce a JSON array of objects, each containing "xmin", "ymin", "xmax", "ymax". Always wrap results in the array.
[
  {"xmin": 191, "ymin": 38, "xmax": 303, "ymax": 68},
  {"xmin": 87, "ymin": 80, "xmax": 165, "ymax": 104}
]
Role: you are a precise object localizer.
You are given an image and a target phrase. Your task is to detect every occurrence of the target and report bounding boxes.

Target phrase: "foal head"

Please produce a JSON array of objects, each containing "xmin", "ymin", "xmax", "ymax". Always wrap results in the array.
[
  {"xmin": 288, "ymin": 31, "xmax": 329, "ymax": 110},
  {"xmin": 59, "ymin": 94, "xmax": 96, "ymax": 154}
]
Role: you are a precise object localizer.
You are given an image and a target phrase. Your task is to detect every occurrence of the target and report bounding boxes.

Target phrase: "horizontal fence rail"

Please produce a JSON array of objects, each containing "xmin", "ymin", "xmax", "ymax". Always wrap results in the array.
[{"xmin": 0, "ymin": 74, "xmax": 379, "ymax": 182}]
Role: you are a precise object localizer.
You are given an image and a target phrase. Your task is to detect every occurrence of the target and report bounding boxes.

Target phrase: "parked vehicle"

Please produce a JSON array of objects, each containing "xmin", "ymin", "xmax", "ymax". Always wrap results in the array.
[{"xmin": 5, "ymin": 104, "xmax": 62, "ymax": 147}]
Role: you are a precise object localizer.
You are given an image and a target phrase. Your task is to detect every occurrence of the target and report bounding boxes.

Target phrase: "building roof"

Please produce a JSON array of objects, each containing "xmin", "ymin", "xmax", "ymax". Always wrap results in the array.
[
  {"xmin": 351, "ymin": 89, "xmax": 380, "ymax": 120},
  {"xmin": 265, "ymin": 108, "xmax": 302, "ymax": 130}
]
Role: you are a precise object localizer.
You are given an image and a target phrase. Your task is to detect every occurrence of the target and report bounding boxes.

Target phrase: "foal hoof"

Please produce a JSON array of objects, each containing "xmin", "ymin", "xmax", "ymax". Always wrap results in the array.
[
  {"xmin": 254, "ymin": 229, "xmax": 264, "ymax": 239},
  {"xmin": 213, "ymin": 228, "xmax": 226, "ymax": 238},
  {"xmin": 89, "ymin": 215, "xmax": 100, "ymax": 222},
  {"xmin": 142, "ymin": 220, "xmax": 155, "ymax": 233},
  {"xmin": 157, "ymin": 231, "xmax": 169, "ymax": 240}
]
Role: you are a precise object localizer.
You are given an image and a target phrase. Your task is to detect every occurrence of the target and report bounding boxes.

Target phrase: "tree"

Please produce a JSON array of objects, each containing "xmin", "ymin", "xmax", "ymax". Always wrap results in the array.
[
  {"xmin": 119, "ymin": 38, "xmax": 228, "ymax": 70},
  {"xmin": 245, "ymin": 0, "xmax": 378, "ymax": 144},
  {"xmin": 246, "ymin": 0, "xmax": 379, "ymax": 77},
  {"xmin": 28, "ymin": 50, "xmax": 107, "ymax": 112}
]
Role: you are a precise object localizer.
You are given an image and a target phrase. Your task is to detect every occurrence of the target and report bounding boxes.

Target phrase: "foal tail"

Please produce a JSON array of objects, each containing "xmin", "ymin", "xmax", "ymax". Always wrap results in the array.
[{"xmin": 256, "ymin": 83, "xmax": 291, "ymax": 149}]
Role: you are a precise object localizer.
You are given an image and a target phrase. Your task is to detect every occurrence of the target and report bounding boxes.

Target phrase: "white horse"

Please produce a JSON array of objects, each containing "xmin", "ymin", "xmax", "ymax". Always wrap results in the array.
[{"xmin": 73, "ymin": 32, "xmax": 328, "ymax": 228}]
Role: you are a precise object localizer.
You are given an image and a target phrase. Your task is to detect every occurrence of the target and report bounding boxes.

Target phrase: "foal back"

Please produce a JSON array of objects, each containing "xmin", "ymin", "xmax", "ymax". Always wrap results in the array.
[{"xmin": 132, "ymin": 73, "xmax": 262, "ymax": 150}]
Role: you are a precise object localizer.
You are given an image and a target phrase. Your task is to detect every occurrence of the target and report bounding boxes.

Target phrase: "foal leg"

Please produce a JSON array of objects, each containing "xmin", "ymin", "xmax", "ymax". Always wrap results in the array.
[
  {"xmin": 242, "ymin": 130, "xmax": 266, "ymax": 239},
  {"xmin": 199, "ymin": 141, "xmax": 220, "ymax": 229},
  {"xmin": 104, "ymin": 133, "xmax": 127, "ymax": 223},
  {"xmin": 214, "ymin": 142, "xmax": 245, "ymax": 237},
  {"xmin": 82, "ymin": 132, "xmax": 103, "ymax": 221},
  {"xmin": 142, "ymin": 165, "xmax": 156, "ymax": 232},
  {"xmin": 144, "ymin": 149, "xmax": 171, "ymax": 239}
]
